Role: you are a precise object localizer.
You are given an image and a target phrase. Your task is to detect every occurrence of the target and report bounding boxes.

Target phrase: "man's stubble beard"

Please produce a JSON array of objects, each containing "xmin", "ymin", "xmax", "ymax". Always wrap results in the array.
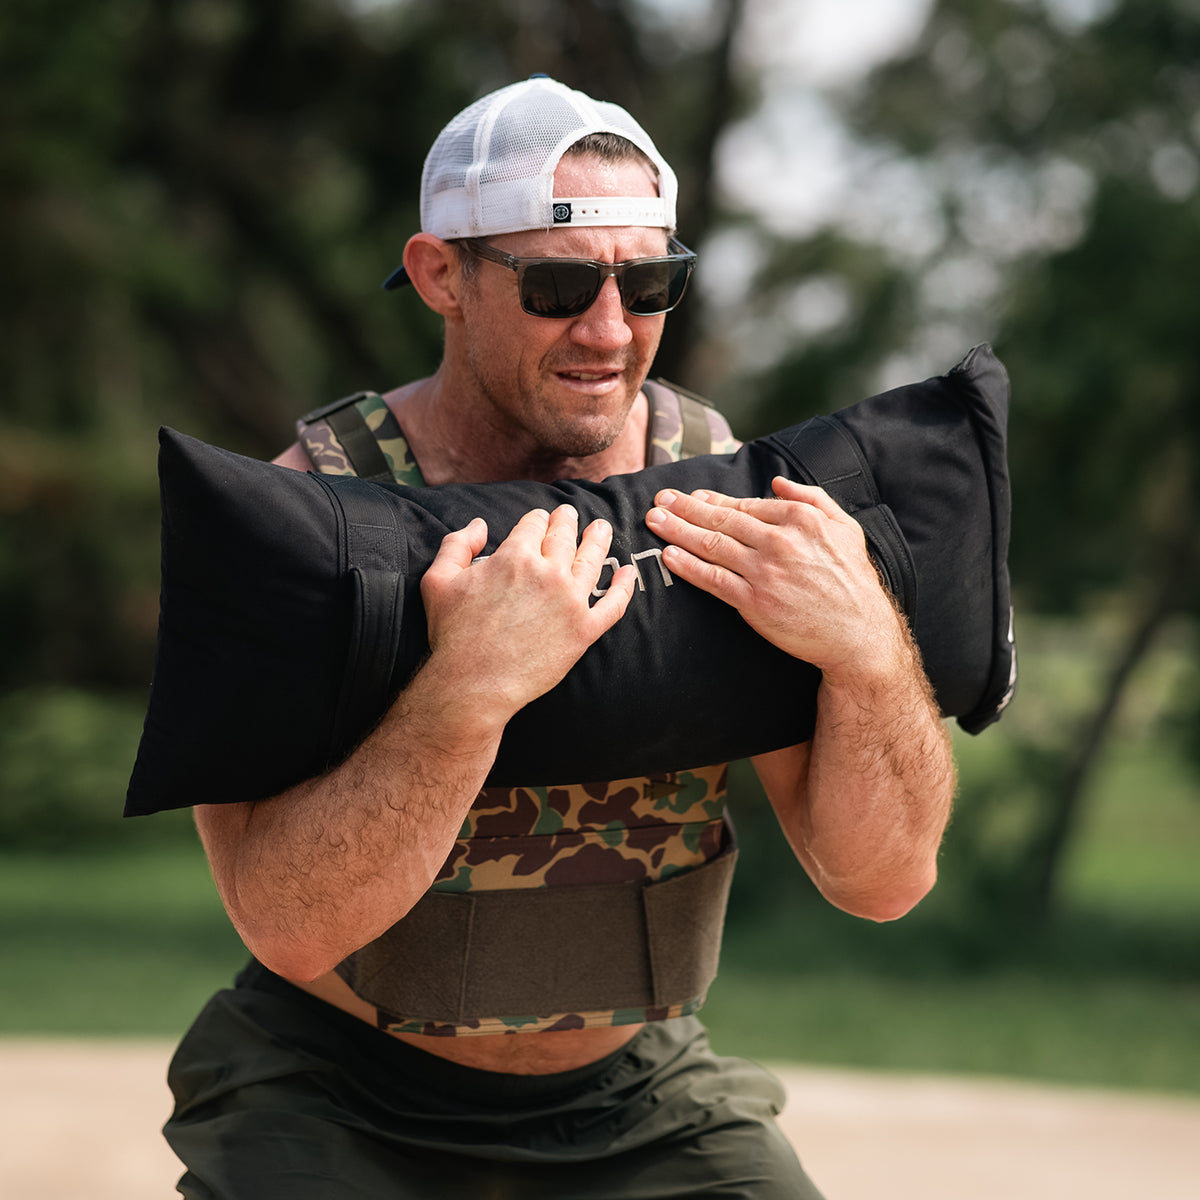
[{"xmin": 469, "ymin": 350, "xmax": 642, "ymax": 462}]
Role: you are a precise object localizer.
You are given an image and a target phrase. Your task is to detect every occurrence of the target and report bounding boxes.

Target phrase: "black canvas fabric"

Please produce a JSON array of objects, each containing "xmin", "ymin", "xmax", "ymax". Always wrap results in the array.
[{"xmin": 125, "ymin": 344, "xmax": 1015, "ymax": 817}]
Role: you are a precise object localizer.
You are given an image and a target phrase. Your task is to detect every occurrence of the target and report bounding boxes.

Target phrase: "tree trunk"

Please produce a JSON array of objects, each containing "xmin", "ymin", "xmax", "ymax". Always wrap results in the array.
[{"xmin": 1027, "ymin": 522, "xmax": 1199, "ymax": 920}]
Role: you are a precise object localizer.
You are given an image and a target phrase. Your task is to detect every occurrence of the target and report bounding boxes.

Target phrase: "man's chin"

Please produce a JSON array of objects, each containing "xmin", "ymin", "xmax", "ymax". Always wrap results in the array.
[
  {"xmin": 540, "ymin": 428, "xmax": 622, "ymax": 461},
  {"xmin": 535, "ymin": 392, "xmax": 639, "ymax": 457}
]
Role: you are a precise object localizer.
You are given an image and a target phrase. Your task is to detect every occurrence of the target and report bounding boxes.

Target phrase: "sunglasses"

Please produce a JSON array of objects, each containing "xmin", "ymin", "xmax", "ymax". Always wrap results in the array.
[{"xmin": 459, "ymin": 237, "xmax": 696, "ymax": 319}]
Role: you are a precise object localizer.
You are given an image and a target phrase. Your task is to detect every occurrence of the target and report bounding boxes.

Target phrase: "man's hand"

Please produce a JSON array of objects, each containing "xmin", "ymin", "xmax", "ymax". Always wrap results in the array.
[
  {"xmin": 422, "ymin": 504, "xmax": 639, "ymax": 721},
  {"xmin": 647, "ymin": 475, "xmax": 954, "ymax": 923},
  {"xmin": 645, "ymin": 476, "xmax": 902, "ymax": 677}
]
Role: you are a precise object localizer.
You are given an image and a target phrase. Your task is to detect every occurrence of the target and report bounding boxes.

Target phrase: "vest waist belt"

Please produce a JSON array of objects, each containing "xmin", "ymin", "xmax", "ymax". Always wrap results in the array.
[{"xmin": 335, "ymin": 839, "xmax": 738, "ymax": 1024}]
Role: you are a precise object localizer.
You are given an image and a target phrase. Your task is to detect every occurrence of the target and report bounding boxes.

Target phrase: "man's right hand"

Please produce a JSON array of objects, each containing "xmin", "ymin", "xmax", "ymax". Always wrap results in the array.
[{"xmin": 419, "ymin": 504, "xmax": 638, "ymax": 725}]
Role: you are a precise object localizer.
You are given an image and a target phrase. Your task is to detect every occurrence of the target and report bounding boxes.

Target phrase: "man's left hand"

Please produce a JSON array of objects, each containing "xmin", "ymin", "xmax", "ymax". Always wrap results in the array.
[{"xmin": 645, "ymin": 477, "xmax": 901, "ymax": 675}]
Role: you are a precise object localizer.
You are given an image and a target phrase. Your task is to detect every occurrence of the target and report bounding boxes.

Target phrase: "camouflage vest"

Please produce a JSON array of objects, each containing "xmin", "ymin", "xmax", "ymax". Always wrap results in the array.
[{"xmin": 296, "ymin": 381, "xmax": 740, "ymax": 1036}]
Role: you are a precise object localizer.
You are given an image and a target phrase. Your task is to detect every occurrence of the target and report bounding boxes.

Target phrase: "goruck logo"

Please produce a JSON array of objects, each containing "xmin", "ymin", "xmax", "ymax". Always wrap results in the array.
[
  {"xmin": 552, "ymin": 202, "xmax": 572, "ymax": 224},
  {"xmin": 473, "ymin": 544, "xmax": 674, "ymax": 598}
]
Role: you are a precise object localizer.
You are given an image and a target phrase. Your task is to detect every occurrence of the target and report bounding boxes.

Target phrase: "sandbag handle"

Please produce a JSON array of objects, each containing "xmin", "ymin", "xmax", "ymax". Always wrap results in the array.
[
  {"xmin": 321, "ymin": 478, "xmax": 406, "ymax": 764},
  {"xmin": 766, "ymin": 415, "xmax": 919, "ymax": 621}
]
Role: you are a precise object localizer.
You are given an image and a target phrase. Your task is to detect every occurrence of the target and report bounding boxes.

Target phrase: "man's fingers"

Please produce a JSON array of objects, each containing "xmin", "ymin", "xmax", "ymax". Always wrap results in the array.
[
  {"xmin": 645, "ymin": 489, "xmax": 756, "ymax": 568},
  {"xmin": 421, "ymin": 517, "xmax": 489, "ymax": 605},
  {"xmin": 571, "ymin": 516, "xmax": 615, "ymax": 580},
  {"xmin": 431, "ymin": 517, "xmax": 489, "ymax": 571},
  {"xmin": 770, "ymin": 477, "xmax": 853, "ymax": 521},
  {"xmin": 650, "ymin": 488, "xmax": 792, "ymax": 537},
  {"xmin": 504, "ymin": 506, "xmax": 552, "ymax": 548},
  {"xmin": 662, "ymin": 482, "xmax": 848, "ymax": 521},
  {"xmin": 541, "ymin": 503, "xmax": 581, "ymax": 555},
  {"xmin": 589, "ymin": 563, "xmax": 638, "ymax": 630}
]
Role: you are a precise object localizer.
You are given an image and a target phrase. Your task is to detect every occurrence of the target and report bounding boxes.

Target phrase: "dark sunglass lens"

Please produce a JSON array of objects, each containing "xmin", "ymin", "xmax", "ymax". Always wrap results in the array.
[
  {"xmin": 520, "ymin": 262, "xmax": 601, "ymax": 317},
  {"xmin": 621, "ymin": 259, "xmax": 690, "ymax": 315}
]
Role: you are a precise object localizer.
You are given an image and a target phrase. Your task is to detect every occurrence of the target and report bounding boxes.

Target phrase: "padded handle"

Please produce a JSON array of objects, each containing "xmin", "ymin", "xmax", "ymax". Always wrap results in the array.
[
  {"xmin": 766, "ymin": 415, "xmax": 918, "ymax": 621},
  {"xmin": 327, "ymin": 482, "xmax": 406, "ymax": 764}
]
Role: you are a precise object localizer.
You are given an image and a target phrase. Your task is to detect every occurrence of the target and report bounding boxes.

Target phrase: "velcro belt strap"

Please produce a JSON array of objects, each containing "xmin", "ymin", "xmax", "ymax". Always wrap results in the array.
[{"xmin": 335, "ymin": 840, "xmax": 738, "ymax": 1024}]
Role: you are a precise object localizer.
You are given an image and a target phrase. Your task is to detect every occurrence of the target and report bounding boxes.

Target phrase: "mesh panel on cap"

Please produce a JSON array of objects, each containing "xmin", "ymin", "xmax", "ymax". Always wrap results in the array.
[{"xmin": 417, "ymin": 77, "xmax": 677, "ymax": 240}]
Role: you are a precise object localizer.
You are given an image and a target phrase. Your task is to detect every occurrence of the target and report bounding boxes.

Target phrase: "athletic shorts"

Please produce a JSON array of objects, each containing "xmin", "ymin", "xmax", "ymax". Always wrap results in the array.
[{"xmin": 164, "ymin": 961, "xmax": 825, "ymax": 1199}]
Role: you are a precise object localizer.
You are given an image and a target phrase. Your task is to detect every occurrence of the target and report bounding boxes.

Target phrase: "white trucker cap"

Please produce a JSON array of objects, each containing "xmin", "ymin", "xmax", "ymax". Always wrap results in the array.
[{"xmin": 383, "ymin": 75, "xmax": 678, "ymax": 290}]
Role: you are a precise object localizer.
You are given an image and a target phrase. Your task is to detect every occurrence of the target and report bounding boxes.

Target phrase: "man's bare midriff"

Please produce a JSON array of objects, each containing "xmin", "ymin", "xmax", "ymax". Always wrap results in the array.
[{"xmin": 298, "ymin": 971, "xmax": 643, "ymax": 1074}]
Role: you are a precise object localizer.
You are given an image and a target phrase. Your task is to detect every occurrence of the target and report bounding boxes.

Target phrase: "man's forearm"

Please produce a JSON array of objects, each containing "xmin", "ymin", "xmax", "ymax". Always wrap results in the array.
[{"xmin": 785, "ymin": 616, "xmax": 955, "ymax": 922}]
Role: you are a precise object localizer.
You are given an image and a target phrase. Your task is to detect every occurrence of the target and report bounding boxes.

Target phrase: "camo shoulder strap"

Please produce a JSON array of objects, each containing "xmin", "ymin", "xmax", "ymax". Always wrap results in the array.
[
  {"xmin": 644, "ymin": 376, "xmax": 738, "ymax": 462},
  {"xmin": 295, "ymin": 380, "xmax": 732, "ymax": 483},
  {"xmin": 295, "ymin": 391, "xmax": 425, "ymax": 486}
]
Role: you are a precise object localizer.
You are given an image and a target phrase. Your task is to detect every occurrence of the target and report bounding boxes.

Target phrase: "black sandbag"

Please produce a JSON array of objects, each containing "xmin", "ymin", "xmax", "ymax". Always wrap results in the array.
[{"xmin": 125, "ymin": 344, "xmax": 1015, "ymax": 816}]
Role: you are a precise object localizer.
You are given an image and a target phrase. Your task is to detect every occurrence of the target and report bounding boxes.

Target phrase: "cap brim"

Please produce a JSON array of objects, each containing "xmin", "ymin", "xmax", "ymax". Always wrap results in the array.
[{"xmin": 381, "ymin": 264, "xmax": 411, "ymax": 290}]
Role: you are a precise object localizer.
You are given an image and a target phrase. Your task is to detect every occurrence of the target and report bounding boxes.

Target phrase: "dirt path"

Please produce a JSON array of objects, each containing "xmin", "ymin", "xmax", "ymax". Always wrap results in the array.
[{"xmin": 3, "ymin": 1039, "xmax": 1198, "ymax": 1199}]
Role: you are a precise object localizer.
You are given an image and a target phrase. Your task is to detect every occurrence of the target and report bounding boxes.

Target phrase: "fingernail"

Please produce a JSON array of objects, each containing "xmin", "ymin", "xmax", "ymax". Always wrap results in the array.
[
  {"xmin": 692, "ymin": 490, "xmax": 711, "ymax": 502},
  {"xmin": 646, "ymin": 507, "xmax": 665, "ymax": 526},
  {"xmin": 657, "ymin": 490, "xmax": 677, "ymax": 505}
]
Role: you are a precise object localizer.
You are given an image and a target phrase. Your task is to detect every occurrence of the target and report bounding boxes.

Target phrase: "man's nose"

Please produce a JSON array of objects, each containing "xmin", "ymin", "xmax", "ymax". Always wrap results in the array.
[{"xmin": 569, "ymin": 276, "xmax": 634, "ymax": 349}]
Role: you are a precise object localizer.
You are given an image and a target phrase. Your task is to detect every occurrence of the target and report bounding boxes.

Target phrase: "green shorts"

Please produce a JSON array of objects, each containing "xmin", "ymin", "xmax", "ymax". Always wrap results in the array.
[{"xmin": 164, "ymin": 961, "xmax": 825, "ymax": 1199}]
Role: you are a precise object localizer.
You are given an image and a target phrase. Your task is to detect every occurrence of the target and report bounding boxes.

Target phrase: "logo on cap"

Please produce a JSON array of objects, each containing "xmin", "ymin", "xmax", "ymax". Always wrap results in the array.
[{"xmin": 552, "ymin": 202, "xmax": 572, "ymax": 224}]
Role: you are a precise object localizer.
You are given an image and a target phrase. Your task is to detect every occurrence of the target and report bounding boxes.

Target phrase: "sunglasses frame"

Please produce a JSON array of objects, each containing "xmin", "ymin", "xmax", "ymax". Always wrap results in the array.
[{"xmin": 458, "ymin": 236, "xmax": 696, "ymax": 318}]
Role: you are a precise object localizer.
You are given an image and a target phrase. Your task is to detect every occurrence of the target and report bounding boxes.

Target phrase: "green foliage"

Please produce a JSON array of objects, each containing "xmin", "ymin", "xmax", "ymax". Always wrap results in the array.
[
  {"xmin": 736, "ymin": 0, "xmax": 1199, "ymax": 611},
  {"xmin": 0, "ymin": 687, "xmax": 194, "ymax": 850},
  {"xmin": 0, "ymin": 437, "xmax": 161, "ymax": 688}
]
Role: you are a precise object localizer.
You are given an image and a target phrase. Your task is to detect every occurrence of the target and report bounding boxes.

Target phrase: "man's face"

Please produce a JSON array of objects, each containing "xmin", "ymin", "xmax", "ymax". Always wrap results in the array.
[{"xmin": 455, "ymin": 153, "xmax": 671, "ymax": 460}]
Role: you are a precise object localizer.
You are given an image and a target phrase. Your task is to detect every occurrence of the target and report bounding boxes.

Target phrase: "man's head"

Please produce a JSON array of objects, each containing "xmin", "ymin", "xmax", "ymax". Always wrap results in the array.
[{"xmin": 391, "ymin": 78, "xmax": 690, "ymax": 466}]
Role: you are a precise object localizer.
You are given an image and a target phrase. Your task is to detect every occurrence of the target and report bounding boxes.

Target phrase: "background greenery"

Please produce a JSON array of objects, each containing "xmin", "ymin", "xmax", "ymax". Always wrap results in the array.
[{"xmin": 1, "ymin": 0, "xmax": 1197, "ymax": 1094}]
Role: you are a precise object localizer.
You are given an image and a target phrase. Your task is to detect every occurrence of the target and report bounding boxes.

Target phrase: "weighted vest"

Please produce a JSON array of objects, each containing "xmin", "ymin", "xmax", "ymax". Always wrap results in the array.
[{"xmin": 296, "ymin": 381, "xmax": 742, "ymax": 1036}]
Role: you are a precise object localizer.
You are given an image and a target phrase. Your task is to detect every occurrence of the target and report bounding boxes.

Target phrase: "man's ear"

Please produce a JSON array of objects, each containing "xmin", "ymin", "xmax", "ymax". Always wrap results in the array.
[{"xmin": 403, "ymin": 234, "xmax": 465, "ymax": 320}]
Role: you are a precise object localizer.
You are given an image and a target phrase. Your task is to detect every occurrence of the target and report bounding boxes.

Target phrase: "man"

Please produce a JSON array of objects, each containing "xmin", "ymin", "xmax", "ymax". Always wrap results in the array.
[{"xmin": 164, "ymin": 76, "xmax": 955, "ymax": 1198}]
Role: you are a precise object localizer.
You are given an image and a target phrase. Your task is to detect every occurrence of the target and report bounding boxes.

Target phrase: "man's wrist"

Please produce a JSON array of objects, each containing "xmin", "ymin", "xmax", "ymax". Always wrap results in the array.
[{"xmin": 384, "ymin": 652, "xmax": 514, "ymax": 764}]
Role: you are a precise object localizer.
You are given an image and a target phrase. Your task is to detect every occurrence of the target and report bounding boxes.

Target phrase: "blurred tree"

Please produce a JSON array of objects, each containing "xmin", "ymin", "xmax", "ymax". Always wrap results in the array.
[
  {"xmin": 0, "ymin": 0, "xmax": 749, "ymax": 696},
  {"xmin": 732, "ymin": 0, "xmax": 1200, "ymax": 920}
]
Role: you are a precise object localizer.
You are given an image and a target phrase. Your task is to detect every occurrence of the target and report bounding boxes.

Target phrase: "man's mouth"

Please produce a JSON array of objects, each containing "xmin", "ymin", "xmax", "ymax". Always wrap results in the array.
[{"xmin": 557, "ymin": 368, "xmax": 622, "ymax": 383}]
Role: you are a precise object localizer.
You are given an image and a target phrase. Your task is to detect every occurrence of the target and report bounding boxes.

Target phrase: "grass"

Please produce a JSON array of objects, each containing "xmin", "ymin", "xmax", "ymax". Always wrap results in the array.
[
  {"xmin": 704, "ymin": 968, "xmax": 1200, "ymax": 1094},
  {"xmin": 0, "ymin": 841, "xmax": 246, "ymax": 1036},
  {"xmin": 702, "ymin": 883, "xmax": 1200, "ymax": 1095}
]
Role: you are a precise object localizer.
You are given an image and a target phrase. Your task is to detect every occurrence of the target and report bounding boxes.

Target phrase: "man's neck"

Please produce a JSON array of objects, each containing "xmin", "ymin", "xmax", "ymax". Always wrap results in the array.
[{"xmin": 384, "ymin": 373, "xmax": 650, "ymax": 486}]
